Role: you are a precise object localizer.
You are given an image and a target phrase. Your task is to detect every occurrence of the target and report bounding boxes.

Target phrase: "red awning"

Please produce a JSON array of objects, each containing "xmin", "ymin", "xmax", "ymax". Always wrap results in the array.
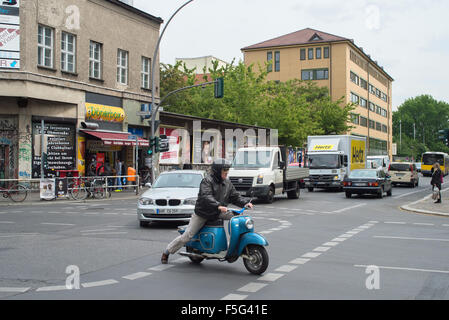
[{"xmin": 82, "ymin": 130, "xmax": 149, "ymax": 147}]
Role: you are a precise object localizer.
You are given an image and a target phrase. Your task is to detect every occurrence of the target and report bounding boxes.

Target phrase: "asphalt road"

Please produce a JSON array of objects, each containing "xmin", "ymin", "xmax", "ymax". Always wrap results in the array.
[{"xmin": 1, "ymin": 175, "xmax": 448, "ymax": 300}]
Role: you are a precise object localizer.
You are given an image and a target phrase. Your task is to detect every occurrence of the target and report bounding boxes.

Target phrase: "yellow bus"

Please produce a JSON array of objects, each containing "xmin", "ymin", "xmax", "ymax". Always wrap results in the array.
[{"xmin": 421, "ymin": 152, "xmax": 449, "ymax": 176}]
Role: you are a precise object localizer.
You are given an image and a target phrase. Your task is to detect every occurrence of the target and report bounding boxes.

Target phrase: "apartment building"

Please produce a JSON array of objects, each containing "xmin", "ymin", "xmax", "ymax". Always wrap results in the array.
[
  {"xmin": 0, "ymin": 0, "xmax": 162, "ymax": 179},
  {"xmin": 241, "ymin": 28, "xmax": 394, "ymax": 158}
]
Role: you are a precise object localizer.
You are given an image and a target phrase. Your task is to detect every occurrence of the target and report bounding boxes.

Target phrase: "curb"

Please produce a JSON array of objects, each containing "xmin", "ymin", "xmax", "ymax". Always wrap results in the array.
[
  {"xmin": 400, "ymin": 187, "xmax": 449, "ymax": 217},
  {"xmin": 0, "ymin": 194, "xmax": 141, "ymax": 207}
]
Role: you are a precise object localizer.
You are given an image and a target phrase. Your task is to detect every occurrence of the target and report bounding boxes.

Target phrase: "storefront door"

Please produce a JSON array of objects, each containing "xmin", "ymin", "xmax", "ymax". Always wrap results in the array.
[{"xmin": 0, "ymin": 145, "xmax": 8, "ymax": 187}]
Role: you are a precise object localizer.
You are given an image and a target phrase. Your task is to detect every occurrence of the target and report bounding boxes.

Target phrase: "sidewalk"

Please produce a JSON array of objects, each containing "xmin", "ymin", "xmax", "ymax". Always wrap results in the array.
[
  {"xmin": 0, "ymin": 188, "xmax": 142, "ymax": 207},
  {"xmin": 401, "ymin": 187, "xmax": 449, "ymax": 217}
]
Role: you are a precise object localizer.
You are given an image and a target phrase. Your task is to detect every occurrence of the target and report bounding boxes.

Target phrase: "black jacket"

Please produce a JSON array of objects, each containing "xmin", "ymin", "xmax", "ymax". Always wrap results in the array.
[
  {"xmin": 194, "ymin": 174, "xmax": 248, "ymax": 220},
  {"xmin": 431, "ymin": 168, "xmax": 442, "ymax": 186}
]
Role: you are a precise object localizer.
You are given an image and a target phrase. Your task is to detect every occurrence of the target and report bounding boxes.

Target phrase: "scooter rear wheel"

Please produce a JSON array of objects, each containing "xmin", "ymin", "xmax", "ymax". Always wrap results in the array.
[{"xmin": 243, "ymin": 245, "xmax": 269, "ymax": 275}]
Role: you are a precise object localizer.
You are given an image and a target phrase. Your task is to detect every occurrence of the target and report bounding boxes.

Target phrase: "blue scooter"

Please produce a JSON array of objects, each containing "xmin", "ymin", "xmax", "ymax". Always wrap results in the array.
[{"xmin": 178, "ymin": 206, "xmax": 269, "ymax": 275}]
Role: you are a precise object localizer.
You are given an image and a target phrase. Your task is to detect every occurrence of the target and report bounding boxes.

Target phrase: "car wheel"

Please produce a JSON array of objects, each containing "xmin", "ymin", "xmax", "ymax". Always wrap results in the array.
[
  {"xmin": 139, "ymin": 221, "xmax": 149, "ymax": 228},
  {"xmin": 345, "ymin": 192, "xmax": 352, "ymax": 198},
  {"xmin": 265, "ymin": 186, "xmax": 275, "ymax": 204},
  {"xmin": 287, "ymin": 184, "xmax": 300, "ymax": 199},
  {"xmin": 308, "ymin": 187, "xmax": 314, "ymax": 192},
  {"xmin": 387, "ymin": 188, "xmax": 392, "ymax": 196},
  {"xmin": 377, "ymin": 187, "xmax": 383, "ymax": 199}
]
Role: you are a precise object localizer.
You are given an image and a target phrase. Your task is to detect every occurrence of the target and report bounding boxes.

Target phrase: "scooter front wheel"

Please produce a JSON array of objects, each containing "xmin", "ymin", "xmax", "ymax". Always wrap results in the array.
[{"xmin": 243, "ymin": 245, "xmax": 269, "ymax": 275}]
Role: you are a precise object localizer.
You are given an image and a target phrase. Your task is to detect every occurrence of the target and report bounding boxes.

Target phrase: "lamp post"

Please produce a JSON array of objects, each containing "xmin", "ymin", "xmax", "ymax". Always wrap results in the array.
[{"xmin": 149, "ymin": 0, "xmax": 195, "ymax": 183}]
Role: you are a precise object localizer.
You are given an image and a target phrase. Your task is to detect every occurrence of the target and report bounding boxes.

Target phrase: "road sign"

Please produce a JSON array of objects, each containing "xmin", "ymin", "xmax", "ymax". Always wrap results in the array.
[{"xmin": 128, "ymin": 135, "xmax": 137, "ymax": 140}]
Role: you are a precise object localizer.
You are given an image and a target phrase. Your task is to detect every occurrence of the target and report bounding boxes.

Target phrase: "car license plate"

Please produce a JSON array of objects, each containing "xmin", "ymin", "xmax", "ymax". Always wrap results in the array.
[
  {"xmin": 396, "ymin": 173, "xmax": 405, "ymax": 176},
  {"xmin": 157, "ymin": 209, "xmax": 179, "ymax": 214},
  {"xmin": 354, "ymin": 183, "xmax": 366, "ymax": 186}
]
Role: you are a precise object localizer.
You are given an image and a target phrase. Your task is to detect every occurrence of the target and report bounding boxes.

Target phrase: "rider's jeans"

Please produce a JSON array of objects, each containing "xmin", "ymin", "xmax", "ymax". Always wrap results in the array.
[{"xmin": 166, "ymin": 212, "xmax": 234, "ymax": 254}]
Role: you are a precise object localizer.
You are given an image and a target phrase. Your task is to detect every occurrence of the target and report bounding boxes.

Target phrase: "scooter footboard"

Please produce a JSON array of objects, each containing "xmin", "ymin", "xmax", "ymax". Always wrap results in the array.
[{"xmin": 236, "ymin": 233, "xmax": 268, "ymax": 256}]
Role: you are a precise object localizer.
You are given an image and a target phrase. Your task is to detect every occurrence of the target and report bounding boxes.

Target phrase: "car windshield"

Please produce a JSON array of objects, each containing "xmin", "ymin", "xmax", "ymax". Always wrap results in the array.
[
  {"xmin": 349, "ymin": 170, "xmax": 378, "ymax": 178},
  {"xmin": 232, "ymin": 151, "xmax": 272, "ymax": 168},
  {"xmin": 153, "ymin": 173, "xmax": 203, "ymax": 188},
  {"xmin": 389, "ymin": 163, "xmax": 411, "ymax": 171},
  {"xmin": 308, "ymin": 154, "xmax": 340, "ymax": 169}
]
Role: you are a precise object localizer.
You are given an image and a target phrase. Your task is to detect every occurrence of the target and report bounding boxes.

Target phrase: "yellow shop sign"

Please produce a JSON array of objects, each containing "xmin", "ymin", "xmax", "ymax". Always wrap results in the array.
[{"xmin": 85, "ymin": 103, "xmax": 125, "ymax": 122}]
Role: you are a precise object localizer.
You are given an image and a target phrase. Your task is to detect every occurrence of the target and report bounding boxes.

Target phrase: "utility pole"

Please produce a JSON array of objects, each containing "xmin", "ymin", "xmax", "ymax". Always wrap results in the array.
[
  {"xmin": 40, "ymin": 119, "xmax": 45, "ymax": 179},
  {"xmin": 399, "ymin": 119, "xmax": 402, "ymax": 153},
  {"xmin": 413, "ymin": 122, "xmax": 416, "ymax": 140},
  {"xmin": 149, "ymin": 0, "xmax": 194, "ymax": 184}
]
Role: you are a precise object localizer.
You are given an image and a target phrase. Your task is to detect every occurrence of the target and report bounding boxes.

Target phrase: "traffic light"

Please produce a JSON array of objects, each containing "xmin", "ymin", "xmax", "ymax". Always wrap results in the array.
[
  {"xmin": 438, "ymin": 129, "xmax": 449, "ymax": 145},
  {"xmin": 214, "ymin": 77, "xmax": 224, "ymax": 98},
  {"xmin": 148, "ymin": 136, "xmax": 158, "ymax": 155}
]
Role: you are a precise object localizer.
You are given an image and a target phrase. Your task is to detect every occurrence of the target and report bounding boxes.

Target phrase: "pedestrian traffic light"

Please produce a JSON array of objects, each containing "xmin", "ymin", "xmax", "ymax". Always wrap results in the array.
[{"xmin": 214, "ymin": 77, "xmax": 224, "ymax": 98}]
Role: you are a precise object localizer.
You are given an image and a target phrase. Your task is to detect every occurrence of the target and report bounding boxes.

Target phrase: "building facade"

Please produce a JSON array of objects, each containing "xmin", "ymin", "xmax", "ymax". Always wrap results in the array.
[
  {"xmin": 0, "ymin": 0, "xmax": 162, "ymax": 180},
  {"xmin": 241, "ymin": 28, "xmax": 394, "ymax": 158}
]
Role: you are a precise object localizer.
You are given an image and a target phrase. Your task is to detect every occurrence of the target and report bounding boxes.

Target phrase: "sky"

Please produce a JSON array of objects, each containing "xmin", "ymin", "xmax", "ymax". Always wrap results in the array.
[{"xmin": 133, "ymin": 0, "xmax": 449, "ymax": 110}]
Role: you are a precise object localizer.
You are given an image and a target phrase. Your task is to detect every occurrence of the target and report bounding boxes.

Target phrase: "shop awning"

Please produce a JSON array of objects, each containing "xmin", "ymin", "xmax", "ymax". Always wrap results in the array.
[{"xmin": 81, "ymin": 130, "xmax": 149, "ymax": 147}]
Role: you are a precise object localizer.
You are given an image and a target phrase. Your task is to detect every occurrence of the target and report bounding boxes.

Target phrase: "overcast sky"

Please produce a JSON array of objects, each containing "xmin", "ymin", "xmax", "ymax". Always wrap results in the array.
[{"xmin": 133, "ymin": 0, "xmax": 449, "ymax": 110}]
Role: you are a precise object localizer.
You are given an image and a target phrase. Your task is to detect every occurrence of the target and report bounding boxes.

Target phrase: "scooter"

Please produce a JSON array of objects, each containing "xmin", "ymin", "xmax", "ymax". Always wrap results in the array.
[{"xmin": 178, "ymin": 205, "xmax": 269, "ymax": 275}]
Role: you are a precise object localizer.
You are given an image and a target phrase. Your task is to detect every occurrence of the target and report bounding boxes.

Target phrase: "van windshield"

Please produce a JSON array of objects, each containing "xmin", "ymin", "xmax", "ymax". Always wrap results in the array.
[{"xmin": 232, "ymin": 151, "xmax": 272, "ymax": 169}]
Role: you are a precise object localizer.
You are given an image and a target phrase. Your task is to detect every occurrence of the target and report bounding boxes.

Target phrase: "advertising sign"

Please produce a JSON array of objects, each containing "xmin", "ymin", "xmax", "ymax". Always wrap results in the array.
[
  {"xmin": 159, "ymin": 128, "xmax": 190, "ymax": 165},
  {"xmin": 0, "ymin": 0, "xmax": 20, "ymax": 69},
  {"xmin": 351, "ymin": 140, "xmax": 366, "ymax": 171},
  {"xmin": 40, "ymin": 178, "xmax": 55, "ymax": 200},
  {"xmin": 55, "ymin": 178, "xmax": 68, "ymax": 198},
  {"xmin": 85, "ymin": 103, "xmax": 125, "ymax": 123}
]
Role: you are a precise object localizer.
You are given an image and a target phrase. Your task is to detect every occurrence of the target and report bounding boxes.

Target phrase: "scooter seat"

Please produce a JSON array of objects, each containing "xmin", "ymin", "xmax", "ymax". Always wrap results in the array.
[{"xmin": 205, "ymin": 219, "xmax": 224, "ymax": 227}]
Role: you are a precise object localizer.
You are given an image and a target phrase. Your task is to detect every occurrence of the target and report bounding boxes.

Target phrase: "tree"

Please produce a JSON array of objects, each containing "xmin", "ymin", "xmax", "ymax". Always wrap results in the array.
[{"xmin": 159, "ymin": 60, "xmax": 354, "ymax": 147}]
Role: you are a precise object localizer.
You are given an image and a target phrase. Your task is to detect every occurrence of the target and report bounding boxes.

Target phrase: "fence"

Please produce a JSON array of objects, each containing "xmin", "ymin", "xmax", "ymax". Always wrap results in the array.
[{"xmin": 0, "ymin": 175, "xmax": 141, "ymax": 203}]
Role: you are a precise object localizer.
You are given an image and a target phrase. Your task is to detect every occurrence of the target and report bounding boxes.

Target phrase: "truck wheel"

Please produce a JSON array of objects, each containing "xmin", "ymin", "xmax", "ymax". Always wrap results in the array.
[
  {"xmin": 265, "ymin": 186, "xmax": 275, "ymax": 204},
  {"xmin": 308, "ymin": 187, "xmax": 314, "ymax": 192},
  {"xmin": 287, "ymin": 185, "xmax": 300, "ymax": 199}
]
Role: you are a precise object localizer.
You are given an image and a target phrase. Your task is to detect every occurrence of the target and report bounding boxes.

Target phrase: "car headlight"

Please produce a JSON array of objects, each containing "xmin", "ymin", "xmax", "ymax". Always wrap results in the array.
[
  {"xmin": 257, "ymin": 175, "xmax": 264, "ymax": 184},
  {"xmin": 139, "ymin": 197, "xmax": 154, "ymax": 205},
  {"xmin": 333, "ymin": 175, "xmax": 340, "ymax": 180},
  {"xmin": 245, "ymin": 218, "xmax": 254, "ymax": 229},
  {"xmin": 183, "ymin": 197, "xmax": 197, "ymax": 206}
]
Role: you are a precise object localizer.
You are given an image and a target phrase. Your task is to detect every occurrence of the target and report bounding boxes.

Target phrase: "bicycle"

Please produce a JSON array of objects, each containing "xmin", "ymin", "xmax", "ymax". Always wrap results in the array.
[
  {"xmin": 69, "ymin": 176, "xmax": 110, "ymax": 200},
  {"xmin": 0, "ymin": 182, "xmax": 29, "ymax": 202}
]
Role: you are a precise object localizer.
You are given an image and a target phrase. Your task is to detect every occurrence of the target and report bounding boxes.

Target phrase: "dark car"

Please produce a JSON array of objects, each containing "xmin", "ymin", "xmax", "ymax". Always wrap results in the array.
[{"xmin": 343, "ymin": 169, "xmax": 392, "ymax": 199}]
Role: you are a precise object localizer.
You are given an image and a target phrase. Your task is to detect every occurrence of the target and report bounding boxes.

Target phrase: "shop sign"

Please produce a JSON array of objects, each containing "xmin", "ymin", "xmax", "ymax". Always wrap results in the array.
[
  {"xmin": 0, "ymin": 0, "xmax": 20, "ymax": 69},
  {"xmin": 85, "ymin": 103, "xmax": 125, "ymax": 123}
]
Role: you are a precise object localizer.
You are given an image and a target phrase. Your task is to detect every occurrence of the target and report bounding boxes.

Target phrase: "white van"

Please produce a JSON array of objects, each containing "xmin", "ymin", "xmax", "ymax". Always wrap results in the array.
[{"xmin": 367, "ymin": 155, "xmax": 390, "ymax": 174}]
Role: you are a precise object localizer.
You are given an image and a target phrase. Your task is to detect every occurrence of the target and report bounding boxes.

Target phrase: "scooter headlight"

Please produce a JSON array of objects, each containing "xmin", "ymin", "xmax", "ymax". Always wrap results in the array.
[{"xmin": 245, "ymin": 218, "xmax": 254, "ymax": 230}]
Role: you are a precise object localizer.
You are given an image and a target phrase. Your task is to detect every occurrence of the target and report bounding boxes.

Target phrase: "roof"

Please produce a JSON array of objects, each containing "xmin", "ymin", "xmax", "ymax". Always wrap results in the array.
[
  {"xmin": 105, "ymin": 0, "xmax": 163, "ymax": 24},
  {"xmin": 241, "ymin": 28, "xmax": 349, "ymax": 51}
]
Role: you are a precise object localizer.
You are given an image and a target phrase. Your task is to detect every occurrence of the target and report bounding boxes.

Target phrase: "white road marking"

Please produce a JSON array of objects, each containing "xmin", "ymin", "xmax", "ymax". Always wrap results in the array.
[
  {"xmin": 81, "ymin": 279, "xmax": 119, "ymax": 288},
  {"xmin": 302, "ymin": 252, "xmax": 322, "ymax": 258},
  {"xmin": 36, "ymin": 285, "xmax": 68, "ymax": 292},
  {"xmin": 443, "ymin": 224, "xmax": 449, "ymax": 227},
  {"xmin": 274, "ymin": 265, "xmax": 298, "ymax": 272},
  {"xmin": 81, "ymin": 232, "xmax": 127, "ymax": 236},
  {"xmin": 354, "ymin": 265, "xmax": 449, "ymax": 274},
  {"xmin": 259, "ymin": 230, "xmax": 273, "ymax": 234},
  {"xmin": 257, "ymin": 273, "xmax": 285, "ymax": 282},
  {"xmin": 374, "ymin": 235, "xmax": 449, "ymax": 242},
  {"xmin": 41, "ymin": 223, "xmax": 75, "ymax": 226},
  {"xmin": 393, "ymin": 189, "xmax": 426, "ymax": 199},
  {"xmin": 332, "ymin": 203, "xmax": 367, "ymax": 213},
  {"xmin": 384, "ymin": 221, "xmax": 406, "ymax": 224},
  {"xmin": 122, "ymin": 272, "xmax": 152, "ymax": 280},
  {"xmin": 339, "ymin": 234, "xmax": 354, "ymax": 238},
  {"xmin": 368, "ymin": 221, "xmax": 379, "ymax": 223},
  {"xmin": 104, "ymin": 212, "xmax": 118, "ymax": 215},
  {"xmin": 48, "ymin": 212, "xmax": 62, "ymax": 214},
  {"xmin": 358, "ymin": 225, "xmax": 371, "ymax": 229},
  {"xmin": 412, "ymin": 223, "xmax": 434, "ymax": 226},
  {"xmin": 269, "ymin": 228, "xmax": 282, "ymax": 231},
  {"xmin": 221, "ymin": 293, "xmax": 248, "ymax": 300},
  {"xmin": 323, "ymin": 242, "xmax": 339, "ymax": 247},
  {"xmin": 0, "ymin": 233, "xmax": 39, "ymax": 238},
  {"xmin": 172, "ymin": 257, "xmax": 190, "ymax": 263},
  {"xmin": 331, "ymin": 237, "xmax": 347, "ymax": 242},
  {"xmin": 237, "ymin": 282, "xmax": 268, "ymax": 293},
  {"xmin": 345, "ymin": 231, "xmax": 360, "ymax": 234},
  {"xmin": 289, "ymin": 258, "xmax": 310, "ymax": 265},
  {"xmin": 313, "ymin": 246, "xmax": 331, "ymax": 252},
  {"xmin": 80, "ymin": 228, "xmax": 117, "ymax": 233},
  {"xmin": 0, "ymin": 221, "xmax": 15, "ymax": 224},
  {"xmin": 148, "ymin": 264, "xmax": 175, "ymax": 271},
  {"xmin": 0, "ymin": 287, "xmax": 30, "ymax": 293}
]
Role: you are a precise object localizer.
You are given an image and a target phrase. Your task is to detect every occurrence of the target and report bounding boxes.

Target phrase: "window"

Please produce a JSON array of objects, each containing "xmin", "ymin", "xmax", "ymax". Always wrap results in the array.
[
  {"xmin": 89, "ymin": 41, "xmax": 102, "ymax": 79},
  {"xmin": 141, "ymin": 56, "xmax": 151, "ymax": 89},
  {"xmin": 351, "ymin": 113, "xmax": 359, "ymax": 125},
  {"xmin": 301, "ymin": 68, "xmax": 329, "ymax": 80},
  {"xmin": 61, "ymin": 32, "xmax": 76, "ymax": 73},
  {"xmin": 375, "ymin": 88, "xmax": 381, "ymax": 98},
  {"xmin": 376, "ymin": 122, "xmax": 382, "ymax": 131},
  {"xmin": 360, "ymin": 97, "xmax": 367, "ymax": 108},
  {"xmin": 38, "ymin": 25, "xmax": 54, "ymax": 68},
  {"xmin": 308, "ymin": 48, "xmax": 314, "ymax": 60},
  {"xmin": 267, "ymin": 51, "xmax": 273, "ymax": 72},
  {"xmin": 350, "ymin": 71, "xmax": 359, "ymax": 85},
  {"xmin": 351, "ymin": 92, "xmax": 359, "ymax": 104},
  {"xmin": 369, "ymin": 120, "xmax": 375, "ymax": 129},
  {"xmin": 274, "ymin": 51, "xmax": 280, "ymax": 72},
  {"xmin": 360, "ymin": 78, "xmax": 368, "ymax": 90},
  {"xmin": 117, "ymin": 49, "xmax": 129, "ymax": 85},
  {"xmin": 300, "ymin": 49, "xmax": 306, "ymax": 61},
  {"xmin": 323, "ymin": 47, "xmax": 329, "ymax": 59},
  {"xmin": 381, "ymin": 92, "xmax": 388, "ymax": 102},
  {"xmin": 382, "ymin": 125, "xmax": 388, "ymax": 133},
  {"xmin": 369, "ymin": 84, "xmax": 376, "ymax": 95},
  {"xmin": 369, "ymin": 102, "xmax": 375, "ymax": 112},
  {"xmin": 381, "ymin": 108, "xmax": 388, "ymax": 117},
  {"xmin": 360, "ymin": 116, "xmax": 368, "ymax": 127},
  {"xmin": 316, "ymin": 47, "xmax": 321, "ymax": 59}
]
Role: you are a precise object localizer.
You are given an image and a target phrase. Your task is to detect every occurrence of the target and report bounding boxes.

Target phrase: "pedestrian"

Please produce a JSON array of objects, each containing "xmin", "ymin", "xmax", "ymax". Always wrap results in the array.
[
  {"xmin": 431, "ymin": 162, "xmax": 442, "ymax": 203},
  {"xmin": 160, "ymin": 158, "xmax": 254, "ymax": 264},
  {"xmin": 115, "ymin": 158, "xmax": 123, "ymax": 192}
]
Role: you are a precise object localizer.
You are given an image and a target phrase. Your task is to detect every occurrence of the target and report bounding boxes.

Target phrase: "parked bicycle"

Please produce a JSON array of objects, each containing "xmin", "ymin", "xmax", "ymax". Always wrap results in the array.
[
  {"xmin": 69, "ymin": 176, "xmax": 111, "ymax": 200},
  {"xmin": 0, "ymin": 182, "xmax": 29, "ymax": 202}
]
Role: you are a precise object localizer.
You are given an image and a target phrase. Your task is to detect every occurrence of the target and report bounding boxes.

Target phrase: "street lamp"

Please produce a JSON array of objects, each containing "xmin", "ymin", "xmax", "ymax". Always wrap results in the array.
[{"xmin": 149, "ymin": 0, "xmax": 195, "ymax": 183}]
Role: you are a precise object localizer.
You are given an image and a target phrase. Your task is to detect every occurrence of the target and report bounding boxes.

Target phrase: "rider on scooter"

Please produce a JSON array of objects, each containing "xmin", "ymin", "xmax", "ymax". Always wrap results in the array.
[{"xmin": 161, "ymin": 158, "xmax": 253, "ymax": 264}]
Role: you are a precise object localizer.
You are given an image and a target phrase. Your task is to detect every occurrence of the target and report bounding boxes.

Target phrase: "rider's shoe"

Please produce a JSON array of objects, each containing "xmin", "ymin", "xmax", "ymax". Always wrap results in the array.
[{"xmin": 161, "ymin": 252, "xmax": 169, "ymax": 264}]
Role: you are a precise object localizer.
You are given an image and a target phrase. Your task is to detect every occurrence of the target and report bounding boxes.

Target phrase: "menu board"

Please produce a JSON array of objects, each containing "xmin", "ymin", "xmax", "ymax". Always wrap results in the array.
[{"xmin": 32, "ymin": 122, "xmax": 76, "ymax": 178}]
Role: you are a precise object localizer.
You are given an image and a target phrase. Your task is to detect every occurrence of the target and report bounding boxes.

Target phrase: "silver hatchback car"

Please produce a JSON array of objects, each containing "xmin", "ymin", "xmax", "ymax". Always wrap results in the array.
[{"xmin": 137, "ymin": 170, "xmax": 205, "ymax": 227}]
